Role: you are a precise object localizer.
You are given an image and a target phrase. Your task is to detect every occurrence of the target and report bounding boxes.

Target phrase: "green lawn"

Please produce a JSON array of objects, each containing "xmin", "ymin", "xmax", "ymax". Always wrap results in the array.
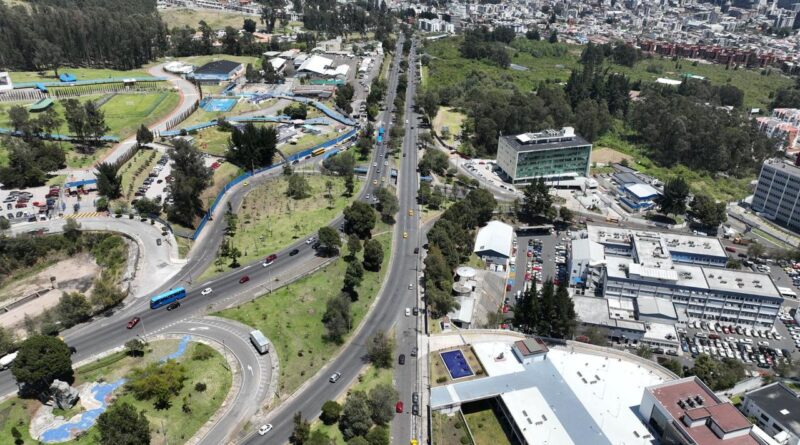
[
  {"xmin": 201, "ymin": 162, "xmax": 243, "ymax": 210},
  {"xmin": 159, "ymin": 8, "xmax": 257, "ymax": 30},
  {"xmin": 208, "ymin": 174, "xmax": 358, "ymax": 275},
  {"xmin": 173, "ymin": 55, "xmax": 261, "ymax": 69},
  {"xmin": 432, "ymin": 412, "xmax": 473, "ymax": 445},
  {"xmin": 282, "ymin": 131, "xmax": 338, "ymax": 155},
  {"xmin": 101, "ymin": 92, "xmax": 180, "ymax": 138},
  {"xmin": 217, "ymin": 226, "xmax": 393, "ymax": 397},
  {"xmin": 462, "ymin": 400, "xmax": 512, "ymax": 445},
  {"xmin": 0, "ymin": 340, "xmax": 231, "ymax": 445},
  {"xmin": 194, "ymin": 127, "xmax": 233, "ymax": 156},
  {"xmin": 8, "ymin": 67, "xmax": 151, "ymax": 84}
]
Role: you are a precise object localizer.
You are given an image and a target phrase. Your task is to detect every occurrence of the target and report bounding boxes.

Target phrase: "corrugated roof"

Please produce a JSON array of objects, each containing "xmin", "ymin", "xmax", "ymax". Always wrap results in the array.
[{"xmin": 473, "ymin": 220, "xmax": 514, "ymax": 259}]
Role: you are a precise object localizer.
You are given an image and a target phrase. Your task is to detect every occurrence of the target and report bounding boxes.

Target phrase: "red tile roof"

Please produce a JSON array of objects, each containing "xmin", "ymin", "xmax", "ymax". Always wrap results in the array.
[{"xmin": 649, "ymin": 377, "xmax": 757, "ymax": 445}]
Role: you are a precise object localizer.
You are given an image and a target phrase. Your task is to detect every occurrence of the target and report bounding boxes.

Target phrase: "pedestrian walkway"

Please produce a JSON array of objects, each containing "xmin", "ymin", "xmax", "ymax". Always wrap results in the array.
[{"xmin": 64, "ymin": 211, "xmax": 106, "ymax": 219}]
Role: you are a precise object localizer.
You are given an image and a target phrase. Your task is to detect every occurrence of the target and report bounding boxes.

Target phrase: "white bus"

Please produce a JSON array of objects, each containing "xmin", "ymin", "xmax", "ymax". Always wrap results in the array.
[{"xmin": 777, "ymin": 286, "xmax": 797, "ymax": 299}]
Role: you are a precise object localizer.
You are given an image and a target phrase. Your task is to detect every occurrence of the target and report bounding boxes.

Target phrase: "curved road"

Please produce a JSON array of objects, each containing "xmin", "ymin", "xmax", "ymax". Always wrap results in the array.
[{"xmin": 0, "ymin": 41, "xmax": 401, "ymax": 445}]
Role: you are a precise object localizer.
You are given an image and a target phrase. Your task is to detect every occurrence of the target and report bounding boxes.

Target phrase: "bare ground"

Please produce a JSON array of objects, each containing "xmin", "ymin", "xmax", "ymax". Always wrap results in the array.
[
  {"xmin": 591, "ymin": 147, "xmax": 633, "ymax": 165},
  {"xmin": 0, "ymin": 254, "xmax": 100, "ymax": 330}
]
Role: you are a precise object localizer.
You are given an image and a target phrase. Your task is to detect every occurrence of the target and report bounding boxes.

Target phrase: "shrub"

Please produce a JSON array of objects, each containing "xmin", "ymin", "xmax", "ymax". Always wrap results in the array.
[
  {"xmin": 192, "ymin": 343, "xmax": 214, "ymax": 361},
  {"xmin": 436, "ymin": 376, "xmax": 447, "ymax": 383},
  {"xmin": 195, "ymin": 382, "xmax": 207, "ymax": 392}
]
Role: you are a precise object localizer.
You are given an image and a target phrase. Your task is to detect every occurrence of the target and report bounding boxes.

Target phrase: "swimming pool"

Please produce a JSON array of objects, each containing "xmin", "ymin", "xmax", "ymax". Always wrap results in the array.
[{"xmin": 440, "ymin": 349, "xmax": 474, "ymax": 379}]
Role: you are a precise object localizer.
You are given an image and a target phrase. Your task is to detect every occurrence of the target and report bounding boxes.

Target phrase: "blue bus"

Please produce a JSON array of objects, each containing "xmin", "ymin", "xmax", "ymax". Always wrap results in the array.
[
  {"xmin": 150, "ymin": 287, "xmax": 187, "ymax": 309},
  {"xmin": 377, "ymin": 135, "xmax": 383, "ymax": 143},
  {"xmin": 378, "ymin": 126, "xmax": 385, "ymax": 135}
]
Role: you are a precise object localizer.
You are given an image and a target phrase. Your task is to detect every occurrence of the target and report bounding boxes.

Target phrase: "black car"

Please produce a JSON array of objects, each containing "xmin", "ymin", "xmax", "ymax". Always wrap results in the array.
[
  {"xmin": 412, "ymin": 403, "xmax": 419, "ymax": 416},
  {"xmin": 312, "ymin": 242, "xmax": 321, "ymax": 250},
  {"xmin": 413, "ymin": 247, "xmax": 419, "ymax": 254},
  {"xmin": 166, "ymin": 301, "xmax": 180, "ymax": 311},
  {"xmin": 290, "ymin": 249, "xmax": 300, "ymax": 256},
  {"xmin": 412, "ymin": 307, "xmax": 419, "ymax": 316},
  {"xmin": 398, "ymin": 354, "xmax": 406, "ymax": 365}
]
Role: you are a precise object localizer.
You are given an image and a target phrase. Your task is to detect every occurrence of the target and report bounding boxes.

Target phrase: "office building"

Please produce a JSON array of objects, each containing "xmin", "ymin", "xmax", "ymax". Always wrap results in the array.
[
  {"xmin": 578, "ymin": 226, "xmax": 783, "ymax": 328},
  {"xmin": 496, "ymin": 127, "xmax": 592, "ymax": 185},
  {"xmin": 742, "ymin": 382, "xmax": 800, "ymax": 445},
  {"xmin": 752, "ymin": 158, "xmax": 800, "ymax": 234},
  {"xmin": 639, "ymin": 377, "xmax": 761, "ymax": 445}
]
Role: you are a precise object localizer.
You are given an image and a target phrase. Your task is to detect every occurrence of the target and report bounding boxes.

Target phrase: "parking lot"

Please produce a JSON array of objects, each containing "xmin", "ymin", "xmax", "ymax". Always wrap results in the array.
[
  {"xmin": 509, "ymin": 231, "xmax": 568, "ymax": 302},
  {"xmin": 0, "ymin": 186, "xmax": 54, "ymax": 223},
  {"xmin": 678, "ymin": 312, "xmax": 798, "ymax": 371}
]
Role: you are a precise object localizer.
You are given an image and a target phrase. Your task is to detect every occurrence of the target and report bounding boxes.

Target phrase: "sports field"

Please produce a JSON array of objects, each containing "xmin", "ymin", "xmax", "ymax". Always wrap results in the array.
[
  {"xmin": 8, "ymin": 67, "xmax": 151, "ymax": 84},
  {"xmin": 100, "ymin": 92, "xmax": 180, "ymax": 137}
]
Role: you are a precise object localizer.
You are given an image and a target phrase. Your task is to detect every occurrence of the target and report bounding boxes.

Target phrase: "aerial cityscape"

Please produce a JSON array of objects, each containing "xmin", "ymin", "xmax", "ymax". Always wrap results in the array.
[{"xmin": 0, "ymin": 0, "xmax": 799, "ymax": 444}]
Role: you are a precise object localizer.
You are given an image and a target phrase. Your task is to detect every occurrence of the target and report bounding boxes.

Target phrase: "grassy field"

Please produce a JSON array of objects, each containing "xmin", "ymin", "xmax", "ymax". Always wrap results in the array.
[
  {"xmin": 282, "ymin": 131, "xmax": 338, "ymax": 155},
  {"xmin": 311, "ymin": 365, "xmax": 393, "ymax": 444},
  {"xmin": 0, "ymin": 92, "xmax": 179, "ymax": 139},
  {"xmin": 608, "ymin": 57, "xmax": 794, "ymax": 110},
  {"xmin": 217, "ymin": 226, "xmax": 393, "ymax": 397},
  {"xmin": 101, "ymin": 92, "xmax": 180, "ymax": 138},
  {"xmin": 172, "ymin": 55, "xmax": 261, "ymax": 69},
  {"xmin": 0, "ymin": 340, "xmax": 231, "ymax": 445},
  {"xmin": 159, "ymin": 7, "xmax": 257, "ymax": 30},
  {"xmin": 462, "ymin": 400, "xmax": 512, "ymax": 445},
  {"xmin": 425, "ymin": 37, "xmax": 790, "ymax": 109},
  {"xmin": 201, "ymin": 162, "xmax": 243, "ymax": 210},
  {"xmin": 8, "ymin": 67, "xmax": 151, "ymax": 84},
  {"xmin": 432, "ymin": 107, "xmax": 466, "ymax": 145},
  {"xmin": 432, "ymin": 412, "xmax": 473, "ymax": 445},
  {"xmin": 209, "ymin": 174, "xmax": 356, "ymax": 273},
  {"xmin": 194, "ymin": 127, "xmax": 233, "ymax": 156}
]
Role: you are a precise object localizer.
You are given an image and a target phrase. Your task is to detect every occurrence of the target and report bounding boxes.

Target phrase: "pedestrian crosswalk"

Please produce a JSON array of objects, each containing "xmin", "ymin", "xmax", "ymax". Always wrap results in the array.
[{"xmin": 64, "ymin": 211, "xmax": 105, "ymax": 219}]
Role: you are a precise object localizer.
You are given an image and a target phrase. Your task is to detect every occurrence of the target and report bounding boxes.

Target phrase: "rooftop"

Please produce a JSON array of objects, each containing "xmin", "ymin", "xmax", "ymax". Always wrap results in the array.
[
  {"xmin": 624, "ymin": 183, "xmax": 661, "ymax": 199},
  {"xmin": 744, "ymin": 382, "xmax": 800, "ymax": 438},
  {"xmin": 514, "ymin": 338, "xmax": 548, "ymax": 356},
  {"xmin": 473, "ymin": 220, "xmax": 514, "ymax": 259},
  {"xmin": 762, "ymin": 157, "xmax": 800, "ymax": 177},
  {"xmin": 194, "ymin": 59, "xmax": 243, "ymax": 75},
  {"xmin": 648, "ymin": 377, "xmax": 757, "ymax": 445},
  {"xmin": 500, "ymin": 127, "xmax": 590, "ymax": 153}
]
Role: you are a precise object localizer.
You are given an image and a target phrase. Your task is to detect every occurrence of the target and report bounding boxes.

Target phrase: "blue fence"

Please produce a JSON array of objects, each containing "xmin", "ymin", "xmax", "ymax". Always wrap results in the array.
[
  {"xmin": 13, "ymin": 76, "xmax": 166, "ymax": 89},
  {"xmin": 0, "ymin": 127, "xmax": 119, "ymax": 142},
  {"xmin": 190, "ymin": 128, "xmax": 357, "ymax": 240}
]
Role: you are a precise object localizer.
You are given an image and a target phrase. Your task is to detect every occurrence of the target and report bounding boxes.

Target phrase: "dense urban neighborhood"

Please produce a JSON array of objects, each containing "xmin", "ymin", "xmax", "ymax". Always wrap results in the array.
[{"xmin": 0, "ymin": 0, "xmax": 800, "ymax": 445}]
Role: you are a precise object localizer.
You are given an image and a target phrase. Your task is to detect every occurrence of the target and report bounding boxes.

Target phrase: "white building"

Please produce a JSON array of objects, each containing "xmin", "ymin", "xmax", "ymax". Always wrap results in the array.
[
  {"xmin": 473, "ymin": 221, "xmax": 514, "ymax": 268},
  {"xmin": 418, "ymin": 18, "xmax": 455, "ymax": 33}
]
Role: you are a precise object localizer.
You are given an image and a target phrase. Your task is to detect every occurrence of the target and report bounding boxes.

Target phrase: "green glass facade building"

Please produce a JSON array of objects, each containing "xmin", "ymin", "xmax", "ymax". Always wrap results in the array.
[{"xmin": 496, "ymin": 127, "xmax": 592, "ymax": 184}]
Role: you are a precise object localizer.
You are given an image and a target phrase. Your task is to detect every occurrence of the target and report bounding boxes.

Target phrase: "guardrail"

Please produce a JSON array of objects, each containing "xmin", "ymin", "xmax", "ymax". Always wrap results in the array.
[{"xmin": 189, "ymin": 129, "xmax": 357, "ymax": 240}]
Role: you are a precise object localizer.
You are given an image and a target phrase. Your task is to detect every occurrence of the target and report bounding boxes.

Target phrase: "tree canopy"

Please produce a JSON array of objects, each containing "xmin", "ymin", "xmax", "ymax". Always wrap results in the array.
[
  {"xmin": 96, "ymin": 401, "xmax": 151, "ymax": 445},
  {"xmin": 12, "ymin": 335, "xmax": 74, "ymax": 397}
]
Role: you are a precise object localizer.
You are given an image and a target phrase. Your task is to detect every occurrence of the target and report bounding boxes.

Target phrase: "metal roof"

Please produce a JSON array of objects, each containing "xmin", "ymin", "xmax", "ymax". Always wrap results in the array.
[{"xmin": 744, "ymin": 382, "xmax": 800, "ymax": 439}]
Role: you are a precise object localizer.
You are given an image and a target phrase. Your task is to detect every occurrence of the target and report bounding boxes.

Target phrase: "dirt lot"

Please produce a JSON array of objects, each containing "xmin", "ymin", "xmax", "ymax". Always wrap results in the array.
[
  {"xmin": 0, "ymin": 254, "xmax": 100, "ymax": 330},
  {"xmin": 591, "ymin": 147, "xmax": 633, "ymax": 165}
]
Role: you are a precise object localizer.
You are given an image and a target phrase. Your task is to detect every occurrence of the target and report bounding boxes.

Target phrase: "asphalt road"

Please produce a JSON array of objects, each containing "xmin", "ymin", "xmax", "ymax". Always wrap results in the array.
[
  {"xmin": 240, "ymin": 35, "xmax": 420, "ymax": 445},
  {"xmin": 0, "ymin": 36, "xmax": 414, "ymax": 445}
]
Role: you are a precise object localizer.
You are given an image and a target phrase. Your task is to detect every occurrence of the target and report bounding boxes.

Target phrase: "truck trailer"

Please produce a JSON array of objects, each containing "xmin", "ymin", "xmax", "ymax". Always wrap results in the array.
[{"xmin": 249, "ymin": 330, "xmax": 270, "ymax": 354}]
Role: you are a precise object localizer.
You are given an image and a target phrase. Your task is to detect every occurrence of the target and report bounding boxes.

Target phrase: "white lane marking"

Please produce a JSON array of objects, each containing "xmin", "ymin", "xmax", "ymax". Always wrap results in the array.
[
  {"xmin": 247, "ymin": 365, "xmax": 253, "ymax": 375},
  {"xmin": 189, "ymin": 326, "xmax": 210, "ymax": 331}
]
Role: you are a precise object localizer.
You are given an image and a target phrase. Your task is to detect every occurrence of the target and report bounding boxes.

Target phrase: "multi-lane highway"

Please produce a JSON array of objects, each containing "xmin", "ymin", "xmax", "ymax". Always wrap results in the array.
[
  {"xmin": 241, "ymin": 35, "xmax": 423, "ymax": 444},
  {"xmin": 0, "ymin": 34, "xmax": 420, "ymax": 445}
]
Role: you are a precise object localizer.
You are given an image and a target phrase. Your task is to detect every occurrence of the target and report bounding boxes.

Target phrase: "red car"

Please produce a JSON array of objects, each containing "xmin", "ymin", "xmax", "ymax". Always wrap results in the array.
[
  {"xmin": 239, "ymin": 275, "xmax": 250, "ymax": 284},
  {"xmin": 395, "ymin": 401, "xmax": 404, "ymax": 413},
  {"xmin": 502, "ymin": 304, "xmax": 510, "ymax": 313},
  {"xmin": 127, "ymin": 317, "xmax": 141, "ymax": 329}
]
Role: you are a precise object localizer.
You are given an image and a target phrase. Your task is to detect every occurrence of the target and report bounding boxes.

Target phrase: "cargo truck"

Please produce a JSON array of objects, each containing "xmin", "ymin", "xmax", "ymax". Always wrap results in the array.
[
  {"xmin": 249, "ymin": 330, "xmax": 270, "ymax": 354},
  {"xmin": 0, "ymin": 351, "xmax": 18, "ymax": 370}
]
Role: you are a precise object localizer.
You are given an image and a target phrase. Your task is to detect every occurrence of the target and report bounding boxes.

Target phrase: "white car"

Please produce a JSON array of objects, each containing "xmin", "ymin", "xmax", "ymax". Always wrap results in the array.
[
  {"xmin": 258, "ymin": 424, "xmax": 273, "ymax": 436},
  {"xmin": 405, "ymin": 308, "xmax": 411, "ymax": 316},
  {"xmin": 306, "ymin": 236, "xmax": 316, "ymax": 245},
  {"xmin": 201, "ymin": 288, "xmax": 213, "ymax": 296}
]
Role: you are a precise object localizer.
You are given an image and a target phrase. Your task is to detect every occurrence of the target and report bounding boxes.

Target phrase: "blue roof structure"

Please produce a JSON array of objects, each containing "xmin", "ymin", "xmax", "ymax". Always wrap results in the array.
[
  {"xmin": 59, "ymin": 73, "xmax": 76, "ymax": 82},
  {"xmin": 65, "ymin": 179, "xmax": 97, "ymax": 188}
]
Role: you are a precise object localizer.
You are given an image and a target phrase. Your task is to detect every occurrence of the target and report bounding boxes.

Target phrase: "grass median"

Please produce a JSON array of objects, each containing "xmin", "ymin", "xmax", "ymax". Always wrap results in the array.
[
  {"xmin": 205, "ymin": 174, "xmax": 359, "ymax": 277},
  {"xmin": 0, "ymin": 339, "xmax": 231, "ymax": 445},
  {"xmin": 217, "ymin": 224, "xmax": 393, "ymax": 397}
]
